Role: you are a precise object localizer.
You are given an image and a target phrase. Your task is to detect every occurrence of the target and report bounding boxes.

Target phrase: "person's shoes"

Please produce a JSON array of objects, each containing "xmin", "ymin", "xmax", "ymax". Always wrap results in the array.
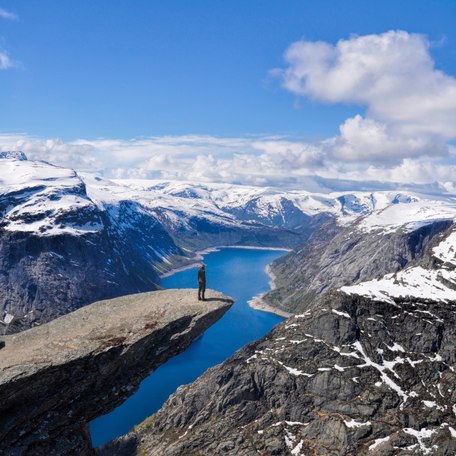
[{"xmin": 198, "ymin": 297, "xmax": 201, "ymax": 301}]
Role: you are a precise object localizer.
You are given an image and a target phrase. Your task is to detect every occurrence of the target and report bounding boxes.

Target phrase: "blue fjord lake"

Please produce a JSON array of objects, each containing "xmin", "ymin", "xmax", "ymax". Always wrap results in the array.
[{"xmin": 90, "ymin": 247, "xmax": 285, "ymax": 447}]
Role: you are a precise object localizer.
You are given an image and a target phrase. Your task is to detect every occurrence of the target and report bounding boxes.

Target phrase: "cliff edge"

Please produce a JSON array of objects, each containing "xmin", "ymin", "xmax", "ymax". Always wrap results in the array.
[{"xmin": 0, "ymin": 289, "xmax": 233, "ymax": 455}]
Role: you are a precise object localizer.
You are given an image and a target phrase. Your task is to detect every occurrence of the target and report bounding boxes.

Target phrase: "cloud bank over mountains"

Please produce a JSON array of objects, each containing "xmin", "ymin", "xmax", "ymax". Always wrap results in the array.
[{"xmin": 1, "ymin": 31, "xmax": 456, "ymax": 191}]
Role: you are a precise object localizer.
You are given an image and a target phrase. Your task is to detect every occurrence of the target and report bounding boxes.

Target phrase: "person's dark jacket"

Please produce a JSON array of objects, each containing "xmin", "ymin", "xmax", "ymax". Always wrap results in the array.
[{"xmin": 198, "ymin": 268, "xmax": 206, "ymax": 285}]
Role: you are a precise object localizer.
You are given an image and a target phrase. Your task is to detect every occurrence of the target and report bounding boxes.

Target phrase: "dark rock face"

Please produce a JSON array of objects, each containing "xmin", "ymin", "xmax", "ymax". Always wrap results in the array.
[
  {"xmin": 105, "ymin": 291, "xmax": 456, "ymax": 456},
  {"xmin": 0, "ymin": 289, "xmax": 233, "ymax": 455},
  {"xmin": 0, "ymin": 157, "xmax": 189, "ymax": 331},
  {"xmin": 264, "ymin": 219, "xmax": 453, "ymax": 314},
  {"xmin": 0, "ymin": 209, "xmax": 183, "ymax": 333}
]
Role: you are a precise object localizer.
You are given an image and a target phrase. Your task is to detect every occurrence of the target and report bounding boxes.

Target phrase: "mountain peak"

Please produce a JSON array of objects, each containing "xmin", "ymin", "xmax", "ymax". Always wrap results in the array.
[{"xmin": 0, "ymin": 151, "xmax": 28, "ymax": 161}]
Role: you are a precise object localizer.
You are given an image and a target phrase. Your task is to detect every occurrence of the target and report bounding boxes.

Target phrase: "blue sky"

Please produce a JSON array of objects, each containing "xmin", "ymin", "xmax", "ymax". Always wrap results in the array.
[{"xmin": 1, "ymin": 1, "xmax": 456, "ymax": 189}]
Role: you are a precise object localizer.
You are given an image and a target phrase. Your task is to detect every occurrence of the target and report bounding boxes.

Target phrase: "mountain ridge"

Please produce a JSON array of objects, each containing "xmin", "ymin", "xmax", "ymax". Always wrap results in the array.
[{"xmin": 2, "ymin": 153, "xmax": 456, "ymax": 332}]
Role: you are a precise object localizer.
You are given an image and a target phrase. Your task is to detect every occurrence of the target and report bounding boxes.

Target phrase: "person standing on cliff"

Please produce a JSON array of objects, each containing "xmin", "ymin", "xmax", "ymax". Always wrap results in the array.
[{"xmin": 198, "ymin": 263, "xmax": 206, "ymax": 301}]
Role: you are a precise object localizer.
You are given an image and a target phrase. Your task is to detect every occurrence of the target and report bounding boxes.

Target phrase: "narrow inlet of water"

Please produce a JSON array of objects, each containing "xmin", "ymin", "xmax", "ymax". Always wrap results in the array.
[{"xmin": 90, "ymin": 247, "xmax": 285, "ymax": 447}]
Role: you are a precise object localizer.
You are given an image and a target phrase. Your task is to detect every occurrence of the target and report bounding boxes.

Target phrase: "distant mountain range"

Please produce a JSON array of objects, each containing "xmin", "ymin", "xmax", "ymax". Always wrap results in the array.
[{"xmin": 1, "ymin": 151, "xmax": 456, "ymax": 331}]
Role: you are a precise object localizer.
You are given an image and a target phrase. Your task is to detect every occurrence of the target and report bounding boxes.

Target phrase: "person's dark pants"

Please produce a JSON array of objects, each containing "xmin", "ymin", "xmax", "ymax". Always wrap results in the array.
[{"xmin": 198, "ymin": 283, "xmax": 206, "ymax": 300}]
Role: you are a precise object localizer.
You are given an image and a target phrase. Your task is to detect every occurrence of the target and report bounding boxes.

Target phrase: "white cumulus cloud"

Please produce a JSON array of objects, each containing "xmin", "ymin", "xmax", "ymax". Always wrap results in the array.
[
  {"xmin": 1, "ymin": 133, "xmax": 456, "ymax": 191},
  {"xmin": 0, "ymin": 134, "xmax": 100, "ymax": 169},
  {"xmin": 327, "ymin": 114, "xmax": 448, "ymax": 162},
  {"xmin": 278, "ymin": 30, "xmax": 456, "ymax": 162}
]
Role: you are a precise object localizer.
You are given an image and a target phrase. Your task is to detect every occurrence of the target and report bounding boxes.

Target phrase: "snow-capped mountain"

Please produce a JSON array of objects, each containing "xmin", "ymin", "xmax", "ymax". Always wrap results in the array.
[
  {"xmin": 341, "ymin": 224, "xmax": 456, "ymax": 303},
  {"xmin": 0, "ymin": 157, "xmax": 102, "ymax": 236},
  {"xmin": 3, "ymin": 152, "xmax": 455, "ymax": 241},
  {"xmin": 0, "ymin": 153, "xmax": 183, "ymax": 331},
  {"xmin": 81, "ymin": 176, "xmax": 303, "ymax": 250},
  {"xmin": 264, "ymin": 193, "xmax": 456, "ymax": 314},
  {"xmin": 115, "ymin": 178, "xmax": 454, "ymax": 230},
  {"xmin": 2, "ymin": 151, "xmax": 456, "ymax": 330}
]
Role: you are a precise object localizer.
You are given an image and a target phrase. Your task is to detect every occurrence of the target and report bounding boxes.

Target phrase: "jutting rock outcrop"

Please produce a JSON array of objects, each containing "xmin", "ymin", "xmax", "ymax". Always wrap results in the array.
[{"xmin": 0, "ymin": 289, "xmax": 233, "ymax": 455}]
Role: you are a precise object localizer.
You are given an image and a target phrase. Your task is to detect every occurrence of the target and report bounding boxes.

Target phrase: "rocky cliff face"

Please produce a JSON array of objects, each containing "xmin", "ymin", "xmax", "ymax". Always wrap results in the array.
[
  {"xmin": 102, "ymin": 290, "xmax": 456, "ymax": 456},
  {"xmin": 0, "ymin": 289, "xmax": 233, "ymax": 455},
  {"xmin": 0, "ymin": 222, "xmax": 181, "ymax": 333},
  {"xmin": 264, "ymin": 217, "xmax": 453, "ymax": 315}
]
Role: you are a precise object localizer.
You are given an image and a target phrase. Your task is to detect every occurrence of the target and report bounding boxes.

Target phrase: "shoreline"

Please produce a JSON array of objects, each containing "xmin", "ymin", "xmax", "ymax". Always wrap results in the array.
[
  {"xmin": 158, "ymin": 245, "xmax": 291, "ymax": 279},
  {"xmin": 247, "ymin": 264, "xmax": 292, "ymax": 319},
  {"xmin": 247, "ymin": 294, "xmax": 292, "ymax": 318}
]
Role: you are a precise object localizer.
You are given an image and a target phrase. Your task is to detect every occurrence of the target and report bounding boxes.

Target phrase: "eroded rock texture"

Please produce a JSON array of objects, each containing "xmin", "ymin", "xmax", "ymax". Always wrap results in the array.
[
  {"xmin": 104, "ymin": 292, "xmax": 456, "ymax": 456},
  {"xmin": 0, "ymin": 289, "xmax": 233, "ymax": 455}
]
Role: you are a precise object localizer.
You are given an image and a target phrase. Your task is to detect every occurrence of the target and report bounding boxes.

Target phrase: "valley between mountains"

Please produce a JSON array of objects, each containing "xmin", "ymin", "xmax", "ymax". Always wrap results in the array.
[{"xmin": 1, "ymin": 151, "xmax": 456, "ymax": 455}]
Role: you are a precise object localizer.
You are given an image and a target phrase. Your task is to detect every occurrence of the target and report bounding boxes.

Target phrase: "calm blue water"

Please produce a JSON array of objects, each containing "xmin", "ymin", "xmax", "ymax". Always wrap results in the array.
[{"xmin": 90, "ymin": 247, "xmax": 285, "ymax": 447}]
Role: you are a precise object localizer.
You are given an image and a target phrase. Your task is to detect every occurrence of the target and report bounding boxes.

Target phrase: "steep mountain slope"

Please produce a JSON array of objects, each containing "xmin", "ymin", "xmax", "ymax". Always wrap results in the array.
[
  {"xmin": 341, "ymin": 224, "xmax": 456, "ymax": 304},
  {"xmin": 265, "ymin": 197, "xmax": 456, "ymax": 314},
  {"xmin": 102, "ymin": 222, "xmax": 456, "ymax": 456},
  {"xmin": 0, "ymin": 155, "xmax": 183, "ymax": 331}
]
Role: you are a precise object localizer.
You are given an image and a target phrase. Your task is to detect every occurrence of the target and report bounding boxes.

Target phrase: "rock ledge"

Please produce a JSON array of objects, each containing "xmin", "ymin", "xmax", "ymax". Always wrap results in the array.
[{"xmin": 0, "ymin": 289, "xmax": 233, "ymax": 455}]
